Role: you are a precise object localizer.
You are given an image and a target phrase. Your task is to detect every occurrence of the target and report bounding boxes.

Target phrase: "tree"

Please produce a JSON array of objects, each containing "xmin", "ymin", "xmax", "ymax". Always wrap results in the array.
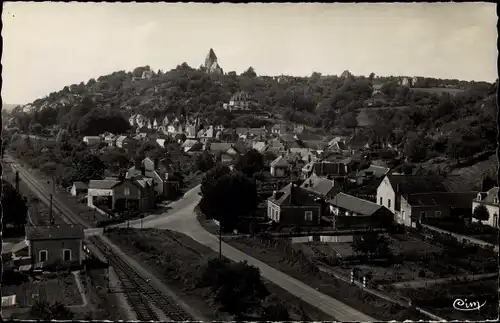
[
  {"xmin": 30, "ymin": 123, "xmax": 43, "ymax": 135},
  {"xmin": 73, "ymin": 154, "xmax": 106, "ymax": 182},
  {"xmin": 404, "ymin": 135, "xmax": 429, "ymax": 163},
  {"xmin": 258, "ymin": 296, "xmax": 290, "ymax": 321},
  {"xmin": 472, "ymin": 204, "xmax": 490, "ymax": 223},
  {"xmin": 201, "ymin": 165, "xmax": 231, "ymax": 196},
  {"xmin": 235, "ymin": 149, "xmax": 264, "ymax": 177},
  {"xmin": 2, "ymin": 180, "xmax": 28, "ymax": 231},
  {"xmin": 241, "ymin": 67, "xmax": 257, "ymax": 78},
  {"xmin": 198, "ymin": 258, "xmax": 269, "ymax": 319},
  {"xmin": 200, "ymin": 171, "xmax": 258, "ymax": 232},
  {"xmin": 351, "ymin": 233, "xmax": 390, "ymax": 258}
]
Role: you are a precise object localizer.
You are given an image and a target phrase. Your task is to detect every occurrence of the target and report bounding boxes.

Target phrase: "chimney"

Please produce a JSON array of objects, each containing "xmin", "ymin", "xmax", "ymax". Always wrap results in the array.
[
  {"xmin": 396, "ymin": 184, "xmax": 400, "ymax": 193},
  {"xmin": 289, "ymin": 182, "xmax": 295, "ymax": 203},
  {"xmin": 272, "ymin": 190, "xmax": 277, "ymax": 199}
]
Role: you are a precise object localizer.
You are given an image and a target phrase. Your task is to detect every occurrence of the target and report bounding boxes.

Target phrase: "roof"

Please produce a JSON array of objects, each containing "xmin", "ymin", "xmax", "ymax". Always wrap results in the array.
[
  {"xmin": 26, "ymin": 225, "xmax": 85, "ymax": 241},
  {"xmin": 88, "ymin": 179, "xmax": 120, "ymax": 190},
  {"xmin": 72, "ymin": 181, "xmax": 88, "ymax": 189},
  {"xmin": 357, "ymin": 165, "xmax": 390, "ymax": 178},
  {"xmin": 478, "ymin": 187, "xmax": 499, "ymax": 204},
  {"xmin": 301, "ymin": 174, "xmax": 336, "ymax": 197},
  {"xmin": 295, "ymin": 133, "xmax": 323, "ymax": 141},
  {"xmin": 280, "ymin": 133, "xmax": 296, "ymax": 143},
  {"xmin": 329, "ymin": 193, "xmax": 385, "ymax": 216},
  {"xmin": 270, "ymin": 156, "xmax": 290, "ymax": 168},
  {"xmin": 313, "ymin": 162, "xmax": 348, "ymax": 177},
  {"xmin": 386, "ymin": 175, "xmax": 448, "ymax": 194},
  {"xmin": 210, "ymin": 143, "xmax": 232, "ymax": 152},
  {"xmin": 406, "ymin": 192, "xmax": 479, "ymax": 209},
  {"xmin": 302, "ymin": 140, "xmax": 328, "ymax": 150},
  {"xmin": 253, "ymin": 141, "xmax": 268, "ymax": 152},
  {"xmin": 116, "ymin": 135, "xmax": 128, "ymax": 142},
  {"xmin": 268, "ymin": 183, "xmax": 319, "ymax": 206},
  {"xmin": 181, "ymin": 139, "xmax": 199, "ymax": 148}
]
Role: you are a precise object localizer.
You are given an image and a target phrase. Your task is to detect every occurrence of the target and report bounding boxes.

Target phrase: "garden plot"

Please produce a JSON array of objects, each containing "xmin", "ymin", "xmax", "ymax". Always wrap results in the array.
[{"xmin": 1, "ymin": 272, "xmax": 82, "ymax": 308}]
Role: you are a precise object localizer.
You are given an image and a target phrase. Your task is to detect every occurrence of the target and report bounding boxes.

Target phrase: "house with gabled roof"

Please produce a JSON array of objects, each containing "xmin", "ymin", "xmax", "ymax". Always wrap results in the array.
[
  {"xmin": 301, "ymin": 173, "xmax": 340, "ymax": 199},
  {"xmin": 270, "ymin": 156, "xmax": 291, "ymax": 177},
  {"xmin": 472, "ymin": 187, "xmax": 499, "ymax": 228},
  {"xmin": 267, "ymin": 183, "xmax": 322, "ymax": 226},
  {"xmin": 25, "ymin": 224, "xmax": 85, "ymax": 268},
  {"xmin": 327, "ymin": 193, "xmax": 394, "ymax": 230},
  {"xmin": 376, "ymin": 174, "xmax": 452, "ymax": 225}
]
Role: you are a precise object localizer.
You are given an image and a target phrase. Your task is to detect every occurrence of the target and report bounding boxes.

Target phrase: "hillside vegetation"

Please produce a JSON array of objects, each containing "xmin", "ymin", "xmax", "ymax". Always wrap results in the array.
[{"xmin": 7, "ymin": 63, "xmax": 497, "ymax": 172}]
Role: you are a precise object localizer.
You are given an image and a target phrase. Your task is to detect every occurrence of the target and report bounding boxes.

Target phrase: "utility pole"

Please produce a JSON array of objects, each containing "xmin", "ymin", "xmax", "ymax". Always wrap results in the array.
[
  {"xmin": 49, "ymin": 194, "xmax": 54, "ymax": 225},
  {"xmin": 219, "ymin": 220, "xmax": 222, "ymax": 260},
  {"xmin": 15, "ymin": 170, "xmax": 19, "ymax": 192}
]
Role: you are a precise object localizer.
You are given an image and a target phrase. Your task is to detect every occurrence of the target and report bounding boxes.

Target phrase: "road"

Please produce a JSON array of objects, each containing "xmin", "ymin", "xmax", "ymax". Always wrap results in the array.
[{"xmin": 117, "ymin": 185, "xmax": 377, "ymax": 322}]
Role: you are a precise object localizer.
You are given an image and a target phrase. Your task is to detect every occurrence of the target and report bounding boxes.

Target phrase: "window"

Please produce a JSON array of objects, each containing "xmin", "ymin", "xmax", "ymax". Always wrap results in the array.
[
  {"xmin": 420, "ymin": 211, "xmax": 426, "ymax": 218},
  {"xmin": 494, "ymin": 198, "xmax": 498, "ymax": 204},
  {"xmin": 379, "ymin": 197, "xmax": 383, "ymax": 205},
  {"xmin": 388, "ymin": 199, "xmax": 391, "ymax": 208},
  {"xmin": 124, "ymin": 187, "xmax": 130, "ymax": 196},
  {"xmin": 434, "ymin": 211, "xmax": 442, "ymax": 217},
  {"xmin": 63, "ymin": 249, "xmax": 72, "ymax": 261},
  {"xmin": 494, "ymin": 214, "xmax": 499, "ymax": 228},
  {"xmin": 402, "ymin": 211, "xmax": 405, "ymax": 220},
  {"xmin": 304, "ymin": 211, "xmax": 313, "ymax": 221},
  {"xmin": 39, "ymin": 250, "xmax": 48, "ymax": 262}
]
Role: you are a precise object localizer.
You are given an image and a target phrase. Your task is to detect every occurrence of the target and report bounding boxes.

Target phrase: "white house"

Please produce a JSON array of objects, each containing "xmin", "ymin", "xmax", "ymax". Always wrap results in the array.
[
  {"xmin": 223, "ymin": 91, "xmax": 252, "ymax": 111},
  {"xmin": 376, "ymin": 175, "xmax": 448, "ymax": 225},
  {"xmin": 83, "ymin": 136, "xmax": 101, "ymax": 145},
  {"xmin": 472, "ymin": 187, "xmax": 499, "ymax": 228}
]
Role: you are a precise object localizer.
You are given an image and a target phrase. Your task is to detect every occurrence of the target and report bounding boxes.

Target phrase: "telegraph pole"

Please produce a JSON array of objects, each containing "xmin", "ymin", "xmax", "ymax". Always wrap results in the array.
[
  {"xmin": 219, "ymin": 220, "xmax": 222, "ymax": 260},
  {"xmin": 15, "ymin": 170, "xmax": 19, "ymax": 192},
  {"xmin": 49, "ymin": 194, "xmax": 54, "ymax": 225}
]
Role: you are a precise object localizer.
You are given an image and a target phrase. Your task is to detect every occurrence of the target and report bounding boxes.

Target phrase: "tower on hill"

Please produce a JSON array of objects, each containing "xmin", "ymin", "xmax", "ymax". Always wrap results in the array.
[{"xmin": 204, "ymin": 48, "xmax": 224, "ymax": 74}]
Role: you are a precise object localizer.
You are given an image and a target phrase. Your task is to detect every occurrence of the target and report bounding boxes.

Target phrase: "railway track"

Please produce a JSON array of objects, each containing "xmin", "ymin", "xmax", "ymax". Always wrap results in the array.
[
  {"xmin": 89, "ymin": 236, "xmax": 193, "ymax": 321},
  {"xmin": 10, "ymin": 159, "xmax": 193, "ymax": 321}
]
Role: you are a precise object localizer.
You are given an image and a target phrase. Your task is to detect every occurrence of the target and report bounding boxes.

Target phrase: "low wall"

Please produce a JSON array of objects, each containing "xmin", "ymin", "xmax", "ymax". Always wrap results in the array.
[{"xmin": 421, "ymin": 223, "xmax": 499, "ymax": 253}]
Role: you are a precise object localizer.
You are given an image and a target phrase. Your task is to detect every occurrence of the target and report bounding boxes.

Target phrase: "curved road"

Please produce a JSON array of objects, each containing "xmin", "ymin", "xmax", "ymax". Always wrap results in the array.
[{"xmin": 115, "ymin": 185, "xmax": 377, "ymax": 322}]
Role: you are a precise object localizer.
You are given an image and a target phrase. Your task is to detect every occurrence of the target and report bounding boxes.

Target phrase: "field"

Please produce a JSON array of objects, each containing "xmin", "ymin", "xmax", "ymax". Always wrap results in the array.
[
  {"xmin": 226, "ymin": 235, "xmax": 427, "ymax": 321},
  {"xmin": 394, "ymin": 279, "xmax": 498, "ymax": 321},
  {"xmin": 1, "ymin": 272, "xmax": 83, "ymax": 308},
  {"xmin": 106, "ymin": 228, "xmax": 334, "ymax": 321}
]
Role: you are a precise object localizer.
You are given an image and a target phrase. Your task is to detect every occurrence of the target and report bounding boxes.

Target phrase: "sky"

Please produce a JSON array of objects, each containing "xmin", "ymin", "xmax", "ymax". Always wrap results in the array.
[{"xmin": 2, "ymin": 2, "xmax": 497, "ymax": 105}]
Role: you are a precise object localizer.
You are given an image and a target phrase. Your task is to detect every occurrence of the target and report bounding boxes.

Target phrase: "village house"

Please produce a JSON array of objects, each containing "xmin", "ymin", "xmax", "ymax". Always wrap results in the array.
[
  {"xmin": 253, "ymin": 141, "xmax": 268, "ymax": 153},
  {"xmin": 236, "ymin": 127, "xmax": 268, "ymax": 140},
  {"xmin": 87, "ymin": 178, "xmax": 155, "ymax": 213},
  {"xmin": 104, "ymin": 134, "xmax": 116, "ymax": 147},
  {"xmin": 216, "ymin": 128, "xmax": 238, "ymax": 142},
  {"xmin": 376, "ymin": 174, "xmax": 452, "ymax": 225},
  {"xmin": 327, "ymin": 193, "xmax": 394, "ymax": 230},
  {"xmin": 126, "ymin": 157, "xmax": 180, "ymax": 200},
  {"xmin": 182, "ymin": 139, "xmax": 203, "ymax": 153},
  {"xmin": 400, "ymin": 77, "xmax": 413, "ymax": 87},
  {"xmin": 142, "ymin": 70, "xmax": 154, "ymax": 80},
  {"xmin": 82, "ymin": 136, "xmax": 101, "ymax": 146},
  {"xmin": 70, "ymin": 181, "xmax": 88, "ymax": 196},
  {"xmin": 115, "ymin": 135, "xmax": 137, "ymax": 150},
  {"xmin": 270, "ymin": 156, "xmax": 291, "ymax": 177},
  {"xmin": 25, "ymin": 224, "xmax": 85, "ymax": 268},
  {"xmin": 351, "ymin": 164, "xmax": 390, "ymax": 185},
  {"xmin": 198, "ymin": 125, "xmax": 216, "ymax": 143},
  {"xmin": 267, "ymin": 183, "xmax": 322, "ymax": 226},
  {"xmin": 302, "ymin": 161, "xmax": 349, "ymax": 181},
  {"xmin": 327, "ymin": 136, "xmax": 350, "ymax": 152},
  {"xmin": 271, "ymin": 124, "xmax": 290, "ymax": 136},
  {"xmin": 400, "ymin": 192, "xmax": 479, "ymax": 227},
  {"xmin": 301, "ymin": 173, "xmax": 340, "ymax": 199},
  {"xmin": 372, "ymin": 83, "xmax": 384, "ymax": 96},
  {"xmin": 472, "ymin": 187, "xmax": 499, "ymax": 228},
  {"xmin": 223, "ymin": 91, "xmax": 252, "ymax": 111}
]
